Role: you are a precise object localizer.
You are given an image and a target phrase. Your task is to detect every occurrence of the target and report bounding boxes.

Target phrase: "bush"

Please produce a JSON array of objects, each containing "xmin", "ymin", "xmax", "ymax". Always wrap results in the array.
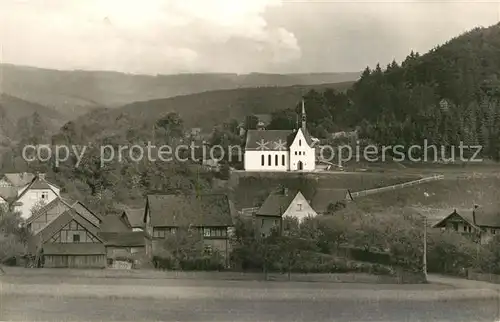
[{"xmin": 153, "ymin": 254, "xmax": 225, "ymax": 271}]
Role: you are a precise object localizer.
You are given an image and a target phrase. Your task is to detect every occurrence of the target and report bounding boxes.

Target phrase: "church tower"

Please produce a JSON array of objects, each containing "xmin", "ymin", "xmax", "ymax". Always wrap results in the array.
[{"xmin": 301, "ymin": 99, "xmax": 306, "ymax": 132}]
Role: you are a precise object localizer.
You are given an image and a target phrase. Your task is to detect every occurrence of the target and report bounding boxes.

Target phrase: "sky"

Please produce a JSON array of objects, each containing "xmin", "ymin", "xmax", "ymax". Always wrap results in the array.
[{"xmin": 1, "ymin": 0, "xmax": 499, "ymax": 74}]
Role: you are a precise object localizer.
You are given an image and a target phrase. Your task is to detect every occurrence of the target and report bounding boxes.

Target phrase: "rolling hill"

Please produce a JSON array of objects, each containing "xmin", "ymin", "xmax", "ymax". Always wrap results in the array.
[
  {"xmin": 0, "ymin": 94, "xmax": 67, "ymax": 145},
  {"xmin": 57, "ymin": 81, "xmax": 355, "ymax": 143},
  {"xmin": 0, "ymin": 63, "xmax": 360, "ymax": 117}
]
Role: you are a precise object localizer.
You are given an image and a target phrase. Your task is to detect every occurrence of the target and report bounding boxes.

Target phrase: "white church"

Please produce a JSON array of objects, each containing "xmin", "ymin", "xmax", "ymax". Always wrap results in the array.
[{"xmin": 244, "ymin": 101, "xmax": 317, "ymax": 172}]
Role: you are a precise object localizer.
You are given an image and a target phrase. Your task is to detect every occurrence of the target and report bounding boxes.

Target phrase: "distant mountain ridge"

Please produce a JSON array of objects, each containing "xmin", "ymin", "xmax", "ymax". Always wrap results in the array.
[
  {"xmin": 0, "ymin": 64, "xmax": 360, "ymax": 117},
  {"xmin": 55, "ymin": 81, "xmax": 354, "ymax": 144}
]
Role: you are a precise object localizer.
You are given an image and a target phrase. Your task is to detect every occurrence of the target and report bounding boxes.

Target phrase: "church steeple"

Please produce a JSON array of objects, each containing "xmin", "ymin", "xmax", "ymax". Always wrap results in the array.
[{"xmin": 301, "ymin": 99, "xmax": 306, "ymax": 132}]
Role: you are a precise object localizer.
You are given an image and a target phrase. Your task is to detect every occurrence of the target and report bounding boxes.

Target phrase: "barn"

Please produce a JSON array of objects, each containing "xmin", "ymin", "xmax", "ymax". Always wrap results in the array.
[{"xmin": 30, "ymin": 208, "xmax": 106, "ymax": 268}]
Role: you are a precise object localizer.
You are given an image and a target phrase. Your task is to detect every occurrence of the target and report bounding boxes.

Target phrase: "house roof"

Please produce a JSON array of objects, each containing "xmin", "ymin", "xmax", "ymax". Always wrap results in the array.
[
  {"xmin": 310, "ymin": 189, "xmax": 352, "ymax": 214},
  {"xmin": 0, "ymin": 187, "xmax": 17, "ymax": 200},
  {"xmin": 25, "ymin": 197, "xmax": 69, "ymax": 225},
  {"xmin": 99, "ymin": 232, "xmax": 145, "ymax": 247},
  {"xmin": 431, "ymin": 207, "xmax": 500, "ymax": 229},
  {"xmin": 100, "ymin": 214, "xmax": 132, "ymax": 232},
  {"xmin": 123, "ymin": 208, "xmax": 144, "ymax": 228},
  {"xmin": 245, "ymin": 128, "xmax": 314, "ymax": 151},
  {"xmin": 25, "ymin": 197, "xmax": 101, "ymax": 227},
  {"xmin": 145, "ymin": 193, "xmax": 233, "ymax": 227},
  {"xmin": 473, "ymin": 206, "xmax": 500, "ymax": 228},
  {"xmin": 245, "ymin": 130, "xmax": 293, "ymax": 151},
  {"xmin": 2, "ymin": 172, "xmax": 35, "ymax": 187},
  {"xmin": 13, "ymin": 174, "xmax": 60, "ymax": 205},
  {"xmin": 43, "ymin": 243, "xmax": 106, "ymax": 255},
  {"xmin": 432, "ymin": 209, "xmax": 478, "ymax": 229},
  {"xmin": 28, "ymin": 208, "xmax": 104, "ymax": 253},
  {"xmin": 255, "ymin": 189, "xmax": 298, "ymax": 217}
]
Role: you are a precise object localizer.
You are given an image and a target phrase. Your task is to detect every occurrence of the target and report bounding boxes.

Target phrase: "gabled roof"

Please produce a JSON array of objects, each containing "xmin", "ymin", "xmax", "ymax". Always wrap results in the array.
[
  {"xmin": 144, "ymin": 193, "xmax": 233, "ymax": 227},
  {"xmin": 256, "ymin": 189, "xmax": 298, "ymax": 217},
  {"xmin": 0, "ymin": 187, "xmax": 17, "ymax": 200},
  {"xmin": 13, "ymin": 174, "xmax": 60, "ymax": 205},
  {"xmin": 433, "ymin": 206, "xmax": 500, "ymax": 229},
  {"xmin": 309, "ymin": 189, "xmax": 352, "ymax": 214},
  {"xmin": 25, "ymin": 196, "xmax": 70, "ymax": 225},
  {"xmin": 245, "ymin": 128, "xmax": 315, "ymax": 151},
  {"xmin": 473, "ymin": 206, "xmax": 500, "ymax": 228},
  {"xmin": 433, "ymin": 209, "xmax": 479, "ymax": 229},
  {"xmin": 2, "ymin": 172, "xmax": 35, "ymax": 187},
  {"xmin": 99, "ymin": 232, "xmax": 146, "ymax": 247},
  {"xmin": 123, "ymin": 208, "xmax": 145, "ymax": 229},
  {"xmin": 245, "ymin": 130, "xmax": 293, "ymax": 151},
  {"xmin": 29, "ymin": 208, "xmax": 104, "ymax": 252},
  {"xmin": 100, "ymin": 214, "xmax": 132, "ymax": 232},
  {"xmin": 25, "ymin": 197, "xmax": 102, "ymax": 227}
]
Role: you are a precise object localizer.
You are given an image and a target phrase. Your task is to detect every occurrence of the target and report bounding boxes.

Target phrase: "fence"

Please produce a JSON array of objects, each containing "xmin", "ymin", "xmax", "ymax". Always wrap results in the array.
[
  {"xmin": 350, "ymin": 174, "xmax": 444, "ymax": 198},
  {"xmin": 467, "ymin": 270, "xmax": 500, "ymax": 284}
]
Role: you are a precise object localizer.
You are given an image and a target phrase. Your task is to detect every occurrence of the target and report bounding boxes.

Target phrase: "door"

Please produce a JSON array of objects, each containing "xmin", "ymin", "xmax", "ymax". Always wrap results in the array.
[{"xmin": 297, "ymin": 161, "xmax": 303, "ymax": 170}]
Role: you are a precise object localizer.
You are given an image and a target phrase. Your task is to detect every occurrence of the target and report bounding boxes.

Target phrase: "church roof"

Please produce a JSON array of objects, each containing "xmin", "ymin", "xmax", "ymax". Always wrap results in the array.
[
  {"xmin": 245, "ymin": 129, "xmax": 314, "ymax": 151},
  {"xmin": 245, "ymin": 130, "xmax": 294, "ymax": 151}
]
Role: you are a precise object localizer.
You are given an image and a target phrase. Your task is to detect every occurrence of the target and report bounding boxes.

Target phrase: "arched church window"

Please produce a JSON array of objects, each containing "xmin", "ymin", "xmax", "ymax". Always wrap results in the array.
[{"xmin": 261, "ymin": 154, "xmax": 264, "ymax": 166}]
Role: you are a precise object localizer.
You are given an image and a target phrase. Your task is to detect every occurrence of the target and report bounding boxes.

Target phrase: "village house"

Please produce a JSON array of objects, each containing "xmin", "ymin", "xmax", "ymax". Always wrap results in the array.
[
  {"xmin": 143, "ymin": 193, "xmax": 234, "ymax": 261},
  {"xmin": 12, "ymin": 173, "xmax": 60, "ymax": 220},
  {"xmin": 99, "ymin": 213, "xmax": 146, "ymax": 268},
  {"xmin": 28, "ymin": 207, "xmax": 106, "ymax": 268},
  {"xmin": 255, "ymin": 187, "xmax": 317, "ymax": 237},
  {"xmin": 122, "ymin": 208, "xmax": 145, "ymax": 231},
  {"xmin": 25, "ymin": 197, "xmax": 102, "ymax": 235},
  {"xmin": 244, "ymin": 101, "xmax": 316, "ymax": 172},
  {"xmin": 433, "ymin": 206, "xmax": 500, "ymax": 244},
  {"xmin": 254, "ymin": 187, "xmax": 353, "ymax": 237}
]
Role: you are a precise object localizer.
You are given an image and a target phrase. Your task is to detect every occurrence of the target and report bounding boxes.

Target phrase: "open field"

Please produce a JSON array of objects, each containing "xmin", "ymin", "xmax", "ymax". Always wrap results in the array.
[{"xmin": 1, "ymin": 272, "xmax": 500, "ymax": 321}]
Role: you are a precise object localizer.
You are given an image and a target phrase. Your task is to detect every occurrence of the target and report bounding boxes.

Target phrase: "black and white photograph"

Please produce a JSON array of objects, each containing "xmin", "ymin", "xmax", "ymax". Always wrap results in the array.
[{"xmin": 2, "ymin": 0, "xmax": 500, "ymax": 321}]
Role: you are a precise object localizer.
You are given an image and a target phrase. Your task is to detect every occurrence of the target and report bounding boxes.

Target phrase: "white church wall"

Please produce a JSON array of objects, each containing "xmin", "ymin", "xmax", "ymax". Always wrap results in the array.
[
  {"xmin": 289, "ymin": 129, "xmax": 315, "ymax": 171},
  {"xmin": 244, "ymin": 151, "xmax": 289, "ymax": 172}
]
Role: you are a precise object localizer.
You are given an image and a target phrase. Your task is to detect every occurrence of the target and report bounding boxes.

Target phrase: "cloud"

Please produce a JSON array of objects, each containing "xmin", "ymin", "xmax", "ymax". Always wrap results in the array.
[
  {"xmin": 1, "ymin": 0, "xmax": 498, "ymax": 74},
  {"xmin": 0, "ymin": 0, "xmax": 300, "ymax": 73}
]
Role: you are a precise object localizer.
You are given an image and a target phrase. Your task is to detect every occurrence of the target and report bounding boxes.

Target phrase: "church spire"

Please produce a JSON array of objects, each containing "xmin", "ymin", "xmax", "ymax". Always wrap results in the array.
[{"xmin": 301, "ymin": 99, "xmax": 306, "ymax": 132}]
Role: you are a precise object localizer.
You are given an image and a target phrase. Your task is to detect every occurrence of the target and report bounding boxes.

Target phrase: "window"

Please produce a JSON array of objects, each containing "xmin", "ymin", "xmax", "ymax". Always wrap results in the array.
[
  {"xmin": 298, "ymin": 151, "xmax": 301, "ymax": 155},
  {"xmin": 261, "ymin": 219, "xmax": 264, "ymax": 227},
  {"xmin": 303, "ymin": 152, "xmax": 305, "ymax": 156},
  {"xmin": 464, "ymin": 226, "xmax": 467, "ymax": 232},
  {"xmin": 492, "ymin": 229, "xmax": 496, "ymax": 234},
  {"xmin": 297, "ymin": 203, "xmax": 303, "ymax": 211},
  {"xmin": 274, "ymin": 219, "xmax": 278, "ymax": 226},
  {"xmin": 275, "ymin": 155, "xmax": 278, "ymax": 166},
  {"xmin": 295, "ymin": 151, "xmax": 297, "ymax": 155},
  {"xmin": 73, "ymin": 234, "xmax": 80, "ymax": 243},
  {"xmin": 282, "ymin": 155, "xmax": 285, "ymax": 166},
  {"xmin": 468, "ymin": 226, "xmax": 472, "ymax": 233},
  {"xmin": 453, "ymin": 223, "xmax": 458, "ymax": 231},
  {"xmin": 41, "ymin": 191, "xmax": 49, "ymax": 199},
  {"xmin": 299, "ymin": 139, "xmax": 301, "ymax": 146},
  {"xmin": 261, "ymin": 154, "xmax": 264, "ymax": 166},
  {"xmin": 268, "ymin": 155, "xmax": 271, "ymax": 166}
]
